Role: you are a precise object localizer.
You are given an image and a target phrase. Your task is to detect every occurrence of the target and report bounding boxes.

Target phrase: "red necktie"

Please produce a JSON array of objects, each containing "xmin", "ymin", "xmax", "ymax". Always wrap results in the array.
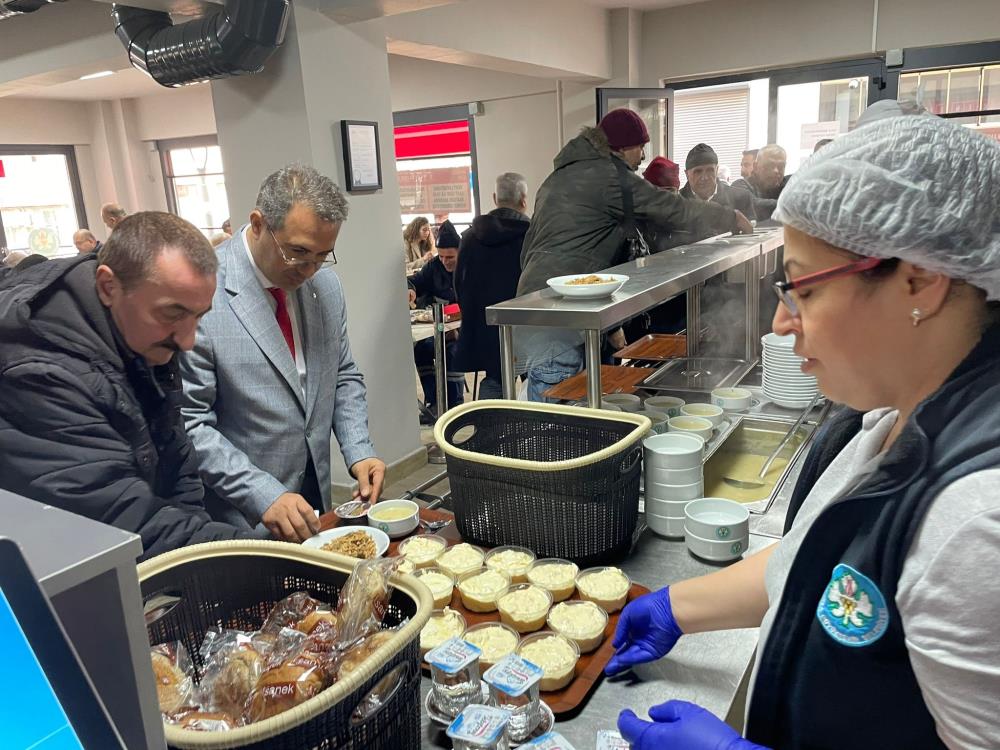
[{"xmin": 267, "ymin": 287, "xmax": 296, "ymax": 359}]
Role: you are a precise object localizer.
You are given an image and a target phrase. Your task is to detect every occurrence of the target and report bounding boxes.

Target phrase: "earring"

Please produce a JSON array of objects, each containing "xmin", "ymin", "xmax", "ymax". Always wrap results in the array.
[{"xmin": 911, "ymin": 308, "xmax": 923, "ymax": 327}]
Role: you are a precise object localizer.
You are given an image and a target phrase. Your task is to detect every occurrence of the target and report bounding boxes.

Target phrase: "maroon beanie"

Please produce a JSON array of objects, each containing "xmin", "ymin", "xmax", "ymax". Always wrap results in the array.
[
  {"xmin": 598, "ymin": 108, "xmax": 650, "ymax": 150},
  {"xmin": 643, "ymin": 157, "xmax": 681, "ymax": 189}
]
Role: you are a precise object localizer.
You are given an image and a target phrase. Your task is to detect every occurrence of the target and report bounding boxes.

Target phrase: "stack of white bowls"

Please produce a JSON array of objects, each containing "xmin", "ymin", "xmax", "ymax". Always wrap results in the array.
[
  {"xmin": 642, "ymin": 433, "xmax": 705, "ymax": 538},
  {"xmin": 761, "ymin": 333, "xmax": 818, "ymax": 409},
  {"xmin": 684, "ymin": 498, "xmax": 750, "ymax": 562}
]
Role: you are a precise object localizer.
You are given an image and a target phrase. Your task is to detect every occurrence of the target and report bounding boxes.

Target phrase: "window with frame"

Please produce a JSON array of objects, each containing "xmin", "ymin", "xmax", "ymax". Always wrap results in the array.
[
  {"xmin": 158, "ymin": 137, "xmax": 230, "ymax": 238},
  {"xmin": 0, "ymin": 146, "xmax": 86, "ymax": 259}
]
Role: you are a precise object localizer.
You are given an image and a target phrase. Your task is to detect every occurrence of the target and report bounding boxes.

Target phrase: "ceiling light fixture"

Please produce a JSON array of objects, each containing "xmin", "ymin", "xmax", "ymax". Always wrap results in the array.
[{"xmin": 79, "ymin": 70, "xmax": 114, "ymax": 80}]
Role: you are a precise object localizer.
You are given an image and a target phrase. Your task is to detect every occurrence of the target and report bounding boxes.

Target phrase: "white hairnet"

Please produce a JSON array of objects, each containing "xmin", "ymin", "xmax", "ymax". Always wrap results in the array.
[{"xmin": 774, "ymin": 109, "xmax": 1000, "ymax": 300}]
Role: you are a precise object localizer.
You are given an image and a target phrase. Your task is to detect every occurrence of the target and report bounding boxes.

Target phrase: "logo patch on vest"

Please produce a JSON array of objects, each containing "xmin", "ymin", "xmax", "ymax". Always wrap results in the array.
[{"xmin": 816, "ymin": 564, "xmax": 889, "ymax": 647}]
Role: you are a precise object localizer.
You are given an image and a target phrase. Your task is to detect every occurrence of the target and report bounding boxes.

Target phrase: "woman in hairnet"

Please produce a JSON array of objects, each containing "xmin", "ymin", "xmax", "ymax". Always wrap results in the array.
[{"xmin": 608, "ymin": 106, "xmax": 1000, "ymax": 750}]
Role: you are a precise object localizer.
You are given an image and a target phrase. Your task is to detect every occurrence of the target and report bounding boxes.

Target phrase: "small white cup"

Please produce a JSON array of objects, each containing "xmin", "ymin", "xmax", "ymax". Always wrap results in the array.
[
  {"xmin": 647, "ymin": 512, "xmax": 685, "ymax": 539},
  {"xmin": 683, "ymin": 526, "xmax": 749, "ymax": 562},
  {"xmin": 635, "ymin": 408, "xmax": 669, "ymax": 434},
  {"xmin": 643, "ymin": 433, "xmax": 705, "ymax": 469},
  {"xmin": 667, "ymin": 416, "xmax": 714, "ymax": 444},
  {"xmin": 710, "ymin": 387, "xmax": 753, "ymax": 413},
  {"xmin": 645, "ymin": 463, "xmax": 702, "ymax": 485},
  {"xmin": 679, "ymin": 403, "xmax": 725, "ymax": 427},
  {"xmin": 684, "ymin": 497, "xmax": 750, "ymax": 541},
  {"xmin": 644, "ymin": 477, "xmax": 704, "ymax": 502},
  {"xmin": 644, "ymin": 395, "xmax": 686, "ymax": 418},
  {"xmin": 644, "ymin": 496, "xmax": 692, "ymax": 517},
  {"xmin": 603, "ymin": 393, "xmax": 642, "ymax": 412}
]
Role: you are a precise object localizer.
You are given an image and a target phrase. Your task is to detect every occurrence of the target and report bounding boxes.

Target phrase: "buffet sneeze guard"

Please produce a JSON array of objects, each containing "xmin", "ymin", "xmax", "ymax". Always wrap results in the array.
[{"xmin": 487, "ymin": 228, "xmax": 785, "ymax": 405}]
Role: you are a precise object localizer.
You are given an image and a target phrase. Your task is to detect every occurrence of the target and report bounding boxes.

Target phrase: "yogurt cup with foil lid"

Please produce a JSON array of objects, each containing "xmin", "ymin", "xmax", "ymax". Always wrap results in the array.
[
  {"xmin": 446, "ymin": 704, "xmax": 513, "ymax": 748},
  {"xmin": 483, "ymin": 653, "xmax": 543, "ymax": 698},
  {"xmin": 595, "ymin": 729, "xmax": 630, "ymax": 750},
  {"xmin": 521, "ymin": 731, "xmax": 578, "ymax": 750},
  {"xmin": 427, "ymin": 637, "xmax": 481, "ymax": 674}
]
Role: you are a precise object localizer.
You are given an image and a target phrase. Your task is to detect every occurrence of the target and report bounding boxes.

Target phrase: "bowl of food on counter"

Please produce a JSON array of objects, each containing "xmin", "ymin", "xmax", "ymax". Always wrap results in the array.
[
  {"xmin": 367, "ymin": 498, "xmax": 420, "ymax": 538},
  {"xmin": 303, "ymin": 526, "xmax": 389, "ymax": 559},
  {"xmin": 546, "ymin": 273, "xmax": 629, "ymax": 299}
]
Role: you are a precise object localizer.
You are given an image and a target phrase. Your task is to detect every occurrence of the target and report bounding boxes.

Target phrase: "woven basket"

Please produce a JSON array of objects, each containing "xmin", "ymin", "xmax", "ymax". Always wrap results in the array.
[
  {"xmin": 434, "ymin": 401, "xmax": 651, "ymax": 565},
  {"xmin": 137, "ymin": 541, "xmax": 433, "ymax": 750}
]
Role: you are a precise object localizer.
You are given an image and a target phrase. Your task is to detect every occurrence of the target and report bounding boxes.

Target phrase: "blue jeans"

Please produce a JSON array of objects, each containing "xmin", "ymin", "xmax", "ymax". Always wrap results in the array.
[{"xmin": 525, "ymin": 346, "xmax": 585, "ymax": 403}]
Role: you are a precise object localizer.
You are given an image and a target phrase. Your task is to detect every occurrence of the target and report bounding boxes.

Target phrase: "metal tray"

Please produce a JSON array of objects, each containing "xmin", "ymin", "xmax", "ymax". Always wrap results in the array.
[
  {"xmin": 641, "ymin": 357, "xmax": 754, "ymax": 393},
  {"xmin": 702, "ymin": 415, "xmax": 817, "ymax": 514}
]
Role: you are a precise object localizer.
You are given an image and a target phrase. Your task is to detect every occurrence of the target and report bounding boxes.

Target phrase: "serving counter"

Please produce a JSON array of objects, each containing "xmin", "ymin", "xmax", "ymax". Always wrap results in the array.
[{"xmin": 486, "ymin": 228, "xmax": 785, "ymax": 406}]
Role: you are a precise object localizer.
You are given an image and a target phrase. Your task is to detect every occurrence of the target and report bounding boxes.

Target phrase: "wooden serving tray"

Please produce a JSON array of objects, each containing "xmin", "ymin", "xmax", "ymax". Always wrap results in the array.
[
  {"xmin": 541, "ymin": 364, "xmax": 651, "ymax": 401},
  {"xmin": 317, "ymin": 508, "xmax": 649, "ymax": 715},
  {"xmin": 614, "ymin": 333, "xmax": 687, "ymax": 362}
]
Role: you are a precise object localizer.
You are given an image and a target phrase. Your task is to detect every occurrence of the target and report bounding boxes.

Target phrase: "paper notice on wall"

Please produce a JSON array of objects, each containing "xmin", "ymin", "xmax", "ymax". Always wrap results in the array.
[
  {"xmin": 800, "ymin": 121, "xmax": 841, "ymax": 151},
  {"xmin": 347, "ymin": 123, "xmax": 380, "ymax": 187},
  {"xmin": 398, "ymin": 167, "xmax": 471, "ymax": 213}
]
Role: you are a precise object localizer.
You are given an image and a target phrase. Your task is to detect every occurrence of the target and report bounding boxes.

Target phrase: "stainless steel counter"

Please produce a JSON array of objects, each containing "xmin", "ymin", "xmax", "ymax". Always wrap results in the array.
[{"xmin": 486, "ymin": 228, "xmax": 785, "ymax": 406}]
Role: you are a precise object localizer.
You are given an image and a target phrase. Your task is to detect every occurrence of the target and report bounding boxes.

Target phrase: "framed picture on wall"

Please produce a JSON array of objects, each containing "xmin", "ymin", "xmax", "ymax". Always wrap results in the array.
[{"xmin": 340, "ymin": 120, "xmax": 382, "ymax": 192}]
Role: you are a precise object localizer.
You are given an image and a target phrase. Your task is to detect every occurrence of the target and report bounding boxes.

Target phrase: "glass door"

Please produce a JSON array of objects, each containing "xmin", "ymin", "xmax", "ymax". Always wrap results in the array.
[
  {"xmin": 768, "ymin": 59, "xmax": 883, "ymax": 173},
  {"xmin": 597, "ymin": 87, "xmax": 675, "ymax": 171}
]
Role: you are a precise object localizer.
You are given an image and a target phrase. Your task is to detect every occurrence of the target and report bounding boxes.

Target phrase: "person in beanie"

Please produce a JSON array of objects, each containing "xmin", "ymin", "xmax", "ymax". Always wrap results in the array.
[
  {"xmin": 680, "ymin": 143, "xmax": 756, "ymax": 219},
  {"xmin": 643, "ymin": 156, "xmax": 681, "ymax": 192},
  {"xmin": 408, "ymin": 219, "xmax": 464, "ymax": 419},
  {"xmin": 516, "ymin": 108, "xmax": 752, "ymax": 400}
]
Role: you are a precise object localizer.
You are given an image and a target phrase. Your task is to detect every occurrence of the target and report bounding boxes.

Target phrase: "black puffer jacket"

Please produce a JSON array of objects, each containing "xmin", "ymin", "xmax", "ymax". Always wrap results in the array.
[
  {"xmin": 454, "ymin": 207, "xmax": 529, "ymax": 377},
  {"xmin": 517, "ymin": 127, "xmax": 740, "ymax": 295},
  {"xmin": 0, "ymin": 255, "xmax": 252, "ymax": 560}
]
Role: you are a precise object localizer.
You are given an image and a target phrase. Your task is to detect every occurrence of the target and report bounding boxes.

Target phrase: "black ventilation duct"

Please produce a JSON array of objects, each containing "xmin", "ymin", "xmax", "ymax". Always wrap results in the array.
[
  {"xmin": 111, "ymin": 0, "xmax": 290, "ymax": 88},
  {"xmin": 0, "ymin": 0, "xmax": 66, "ymax": 21}
]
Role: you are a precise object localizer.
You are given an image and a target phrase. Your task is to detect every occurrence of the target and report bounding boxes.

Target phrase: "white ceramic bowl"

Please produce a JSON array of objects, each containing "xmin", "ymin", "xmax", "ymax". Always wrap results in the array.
[
  {"xmin": 644, "ymin": 477, "xmax": 704, "ymax": 502},
  {"xmin": 710, "ymin": 387, "xmax": 753, "ymax": 412},
  {"xmin": 303, "ymin": 526, "xmax": 390, "ymax": 557},
  {"xmin": 603, "ymin": 393, "xmax": 642, "ymax": 412},
  {"xmin": 643, "ymin": 496, "xmax": 692, "ymax": 518},
  {"xmin": 367, "ymin": 499, "xmax": 420, "ymax": 538},
  {"xmin": 599, "ymin": 402, "xmax": 623, "ymax": 412},
  {"xmin": 643, "ymin": 395, "xmax": 686, "ymax": 418},
  {"xmin": 679, "ymin": 403, "xmax": 724, "ymax": 426},
  {"xmin": 684, "ymin": 497, "xmax": 750, "ymax": 540},
  {"xmin": 547, "ymin": 274, "xmax": 629, "ymax": 299},
  {"xmin": 667, "ymin": 416, "xmax": 714, "ymax": 443},
  {"xmin": 634, "ymin": 408, "xmax": 669, "ymax": 434},
  {"xmin": 647, "ymin": 512, "xmax": 685, "ymax": 539},
  {"xmin": 643, "ymin": 433, "xmax": 705, "ymax": 469},
  {"xmin": 645, "ymin": 463, "xmax": 702, "ymax": 485},
  {"xmin": 684, "ymin": 526, "xmax": 749, "ymax": 562}
]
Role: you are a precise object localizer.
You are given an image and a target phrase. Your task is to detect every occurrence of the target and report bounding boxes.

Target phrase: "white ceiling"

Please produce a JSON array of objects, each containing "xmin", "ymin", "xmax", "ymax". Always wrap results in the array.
[{"xmin": 12, "ymin": 67, "xmax": 180, "ymax": 100}]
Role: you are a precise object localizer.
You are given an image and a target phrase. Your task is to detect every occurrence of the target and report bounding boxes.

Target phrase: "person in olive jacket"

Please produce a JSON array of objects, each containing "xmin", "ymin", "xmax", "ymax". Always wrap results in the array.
[
  {"xmin": 516, "ymin": 108, "xmax": 752, "ymax": 400},
  {"xmin": 0, "ymin": 212, "xmax": 260, "ymax": 560}
]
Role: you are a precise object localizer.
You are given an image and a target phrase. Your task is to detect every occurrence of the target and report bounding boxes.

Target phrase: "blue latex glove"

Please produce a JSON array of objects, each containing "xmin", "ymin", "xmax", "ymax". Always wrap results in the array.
[
  {"xmin": 605, "ymin": 586, "xmax": 682, "ymax": 676},
  {"xmin": 618, "ymin": 700, "xmax": 769, "ymax": 750}
]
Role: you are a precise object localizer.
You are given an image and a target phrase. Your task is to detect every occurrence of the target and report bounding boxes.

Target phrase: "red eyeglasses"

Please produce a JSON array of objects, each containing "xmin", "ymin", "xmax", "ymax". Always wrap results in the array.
[{"xmin": 773, "ymin": 256, "xmax": 886, "ymax": 316}]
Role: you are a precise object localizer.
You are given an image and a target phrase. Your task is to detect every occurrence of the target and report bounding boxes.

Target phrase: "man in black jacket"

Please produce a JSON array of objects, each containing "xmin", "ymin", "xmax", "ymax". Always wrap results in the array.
[
  {"xmin": 409, "ymin": 220, "xmax": 463, "ymax": 417},
  {"xmin": 680, "ymin": 143, "xmax": 756, "ymax": 220},
  {"xmin": 0, "ymin": 212, "xmax": 259, "ymax": 560},
  {"xmin": 732, "ymin": 144, "xmax": 790, "ymax": 221},
  {"xmin": 454, "ymin": 172, "xmax": 530, "ymax": 399}
]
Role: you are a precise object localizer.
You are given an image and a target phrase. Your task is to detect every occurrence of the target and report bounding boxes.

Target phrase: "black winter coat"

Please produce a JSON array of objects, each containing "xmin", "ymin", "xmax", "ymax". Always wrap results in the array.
[
  {"xmin": 408, "ymin": 256, "xmax": 456, "ymax": 305},
  {"xmin": 0, "ymin": 255, "xmax": 252, "ymax": 560},
  {"xmin": 453, "ymin": 208, "xmax": 529, "ymax": 377},
  {"xmin": 679, "ymin": 180, "xmax": 757, "ymax": 221}
]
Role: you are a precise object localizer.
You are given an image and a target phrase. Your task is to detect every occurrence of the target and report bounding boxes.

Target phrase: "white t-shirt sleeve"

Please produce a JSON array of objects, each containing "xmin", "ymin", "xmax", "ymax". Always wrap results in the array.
[{"xmin": 896, "ymin": 470, "xmax": 1000, "ymax": 750}]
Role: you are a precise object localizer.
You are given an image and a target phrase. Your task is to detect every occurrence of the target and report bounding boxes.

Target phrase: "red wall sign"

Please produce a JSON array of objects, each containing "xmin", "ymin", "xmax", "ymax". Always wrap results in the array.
[
  {"xmin": 398, "ymin": 167, "xmax": 471, "ymax": 213},
  {"xmin": 394, "ymin": 120, "xmax": 470, "ymax": 159},
  {"xmin": 0, "ymin": 159, "xmax": 5, "ymax": 178}
]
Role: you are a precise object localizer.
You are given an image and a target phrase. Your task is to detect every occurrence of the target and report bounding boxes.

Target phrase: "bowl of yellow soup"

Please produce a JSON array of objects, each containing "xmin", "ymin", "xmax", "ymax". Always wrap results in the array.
[{"xmin": 367, "ymin": 498, "xmax": 420, "ymax": 538}]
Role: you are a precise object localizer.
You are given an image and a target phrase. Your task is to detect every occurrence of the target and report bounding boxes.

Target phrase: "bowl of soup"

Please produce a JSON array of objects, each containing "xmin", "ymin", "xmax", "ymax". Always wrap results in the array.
[{"xmin": 367, "ymin": 499, "xmax": 420, "ymax": 538}]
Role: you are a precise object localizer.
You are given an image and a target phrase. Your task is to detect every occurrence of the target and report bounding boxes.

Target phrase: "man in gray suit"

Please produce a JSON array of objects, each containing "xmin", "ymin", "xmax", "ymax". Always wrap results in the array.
[{"xmin": 179, "ymin": 164, "xmax": 386, "ymax": 543}]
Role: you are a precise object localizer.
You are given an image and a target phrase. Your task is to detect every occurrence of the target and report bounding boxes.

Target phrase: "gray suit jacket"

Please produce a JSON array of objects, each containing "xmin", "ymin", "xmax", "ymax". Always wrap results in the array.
[{"xmin": 178, "ymin": 234, "xmax": 376, "ymax": 529}]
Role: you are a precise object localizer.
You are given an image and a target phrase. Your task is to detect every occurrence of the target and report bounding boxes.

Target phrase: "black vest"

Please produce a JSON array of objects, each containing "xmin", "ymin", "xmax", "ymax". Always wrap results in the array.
[{"xmin": 746, "ymin": 323, "xmax": 1000, "ymax": 749}]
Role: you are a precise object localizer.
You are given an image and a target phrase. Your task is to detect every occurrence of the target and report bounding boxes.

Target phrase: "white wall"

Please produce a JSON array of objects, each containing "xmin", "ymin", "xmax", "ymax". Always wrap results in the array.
[
  {"xmin": 473, "ymin": 92, "xmax": 559, "ymax": 213},
  {"xmin": 132, "ymin": 85, "xmax": 217, "ymax": 141},
  {"xmin": 0, "ymin": 98, "xmax": 91, "ymax": 144},
  {"xmin": 641, "ymin": 0, "xmax": 1000, "ymax": 83}
]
